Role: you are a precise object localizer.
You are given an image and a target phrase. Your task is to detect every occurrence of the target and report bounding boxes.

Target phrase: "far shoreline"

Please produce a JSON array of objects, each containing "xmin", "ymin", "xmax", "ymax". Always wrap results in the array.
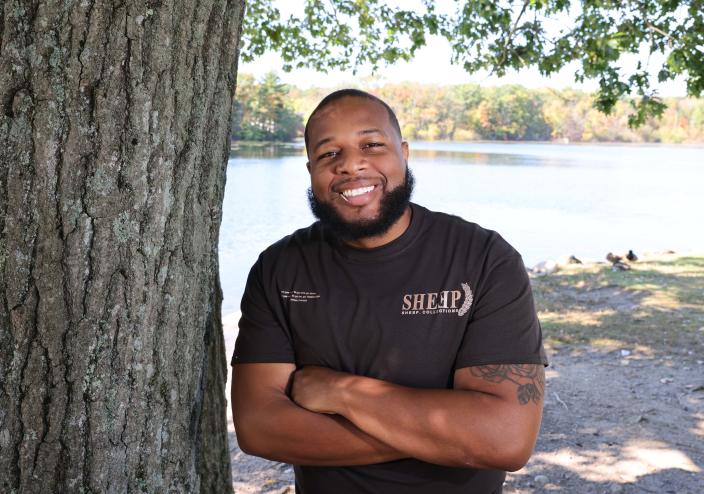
[{"xmin": 231, "ymin": 139, "xmax": 704, "ymax": 150}]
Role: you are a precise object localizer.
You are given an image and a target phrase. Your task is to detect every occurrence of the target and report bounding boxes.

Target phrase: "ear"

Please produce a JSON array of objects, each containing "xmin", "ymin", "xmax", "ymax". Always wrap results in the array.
[
  {"xmin": 401, "ymin": 141, "xmax": 409, "ymax": 161},
  {"xmin": 306, "ymin": 161, "xmax": 311, "ymax": 174}
]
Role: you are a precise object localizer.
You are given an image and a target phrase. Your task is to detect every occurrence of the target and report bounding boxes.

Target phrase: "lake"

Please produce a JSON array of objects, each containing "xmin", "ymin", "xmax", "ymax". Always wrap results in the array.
[{"xmin": 219, "ymin": 141, "xmax": 703, "ymax": 318}]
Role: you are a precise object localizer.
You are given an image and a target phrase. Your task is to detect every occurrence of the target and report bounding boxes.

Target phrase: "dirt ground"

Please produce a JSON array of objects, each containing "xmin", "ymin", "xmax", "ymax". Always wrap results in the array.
[{"xmin": 224, "ymin": 253, "xmax": 704, "ymax": 493}]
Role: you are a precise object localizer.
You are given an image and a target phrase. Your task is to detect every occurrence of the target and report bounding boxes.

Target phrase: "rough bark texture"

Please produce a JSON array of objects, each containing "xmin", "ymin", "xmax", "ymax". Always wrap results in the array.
[{"xmin": 0, "ymin": 0, "xmax": 245, "ymax": 492}]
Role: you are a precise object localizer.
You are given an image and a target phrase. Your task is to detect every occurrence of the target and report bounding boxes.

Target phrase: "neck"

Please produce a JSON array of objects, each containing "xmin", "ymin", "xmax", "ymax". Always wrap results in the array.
[{"xmin": 344, "ymin": 205, "xmax": 413, "ymax": 249}]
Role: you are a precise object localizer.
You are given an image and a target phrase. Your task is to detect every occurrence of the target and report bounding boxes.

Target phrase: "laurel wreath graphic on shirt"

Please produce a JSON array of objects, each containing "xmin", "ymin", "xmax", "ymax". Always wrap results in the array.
[{"xmin": 458, "ymin": 282, "xmax": 474, "ymax": 317}]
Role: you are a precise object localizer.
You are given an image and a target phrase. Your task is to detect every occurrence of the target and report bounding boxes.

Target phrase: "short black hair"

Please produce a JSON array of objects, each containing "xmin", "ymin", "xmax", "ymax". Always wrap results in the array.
[{"xmin": 304, "ymin": 89, "xmax": 402, "ymax": 150}]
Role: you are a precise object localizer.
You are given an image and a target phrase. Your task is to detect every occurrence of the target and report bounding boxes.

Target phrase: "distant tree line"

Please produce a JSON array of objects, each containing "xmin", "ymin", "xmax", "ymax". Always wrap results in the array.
[
  {"xmin": 233, "ymin": 73, "xmax": 704, "ymax": 143},
  {"xmin": 231, "ymin": 72, "xmax": 302, "ymax": 141}
]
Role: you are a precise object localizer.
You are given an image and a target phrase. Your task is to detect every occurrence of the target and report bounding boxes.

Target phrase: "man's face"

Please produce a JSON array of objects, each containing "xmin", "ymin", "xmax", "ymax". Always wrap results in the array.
[{"xmin": 305, "ymin": 97, "xmax": 411, "ymax": 240}]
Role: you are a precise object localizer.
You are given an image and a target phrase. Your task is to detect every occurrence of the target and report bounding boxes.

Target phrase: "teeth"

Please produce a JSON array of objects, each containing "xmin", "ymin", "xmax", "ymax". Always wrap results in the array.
[{"xmin": 341, "ymin": 185, "xmax": 375, "ymax": 198}]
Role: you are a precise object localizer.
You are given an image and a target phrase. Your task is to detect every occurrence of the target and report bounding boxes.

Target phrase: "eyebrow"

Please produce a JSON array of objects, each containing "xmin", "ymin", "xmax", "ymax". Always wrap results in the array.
[
  {"xmin": 312, "ymin": 137, "xmax": 334, "ymax": 153},
  {"xmin": 312, "ymin": 128, "xmax": 388, "ymax": 153},
  {"xmin": 358, "ymin": 128, "xmax": 386, "ymax": 137}
]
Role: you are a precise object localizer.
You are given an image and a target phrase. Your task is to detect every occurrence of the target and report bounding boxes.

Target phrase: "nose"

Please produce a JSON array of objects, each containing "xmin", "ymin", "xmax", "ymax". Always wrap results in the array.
[{"xmin": 334, "ymin": 149, "xmax": 367, "ymax": 175}]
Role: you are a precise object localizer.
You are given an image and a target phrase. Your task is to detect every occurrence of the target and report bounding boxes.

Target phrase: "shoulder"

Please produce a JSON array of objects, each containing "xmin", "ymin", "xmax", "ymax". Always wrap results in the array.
[
  {"xmin": 255, "ymin": 221, "xmax": 327, "ymax": 270},
  {"xmin": 417, "ymin": 204, "xmax": 519, "ymax": 262}
]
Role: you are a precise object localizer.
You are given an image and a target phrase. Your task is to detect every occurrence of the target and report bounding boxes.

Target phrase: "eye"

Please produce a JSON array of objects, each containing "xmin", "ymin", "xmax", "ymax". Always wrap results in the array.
[
  {"xmin": 317, "ymin": 150, "xmax": 339, "ymax": 161},
  {"xmin": 363, "ymin": 142, "xmax": 385, "ymax": 150}
]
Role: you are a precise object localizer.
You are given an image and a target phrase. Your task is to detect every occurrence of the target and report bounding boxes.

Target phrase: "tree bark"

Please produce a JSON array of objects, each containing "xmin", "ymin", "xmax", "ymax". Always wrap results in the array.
[{"xmin": 0, "ymin": 0, "xmax": 245, "ymax": 492}]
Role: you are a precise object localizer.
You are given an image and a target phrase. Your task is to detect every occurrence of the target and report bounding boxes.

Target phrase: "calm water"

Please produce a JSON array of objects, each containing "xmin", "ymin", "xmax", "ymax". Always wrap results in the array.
[{"xmin": 219, "ymin": 141, "xmax": 704, "ymax": 317}]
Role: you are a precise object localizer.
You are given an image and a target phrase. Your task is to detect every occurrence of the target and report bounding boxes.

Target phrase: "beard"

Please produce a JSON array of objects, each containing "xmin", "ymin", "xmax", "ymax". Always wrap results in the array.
[{"xmin": 307, "ymin": 167, "xmax": 415, "ymax": 242}]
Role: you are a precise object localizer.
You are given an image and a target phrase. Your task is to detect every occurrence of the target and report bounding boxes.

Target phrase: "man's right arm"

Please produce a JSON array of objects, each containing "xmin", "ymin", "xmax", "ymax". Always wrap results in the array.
[{"xmin": 231, "ymin": 362, "xmax": 406, "ymax": 466}]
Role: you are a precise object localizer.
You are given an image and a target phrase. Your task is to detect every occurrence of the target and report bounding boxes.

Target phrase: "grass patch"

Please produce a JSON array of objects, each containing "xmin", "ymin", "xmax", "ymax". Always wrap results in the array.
[{"xmin": 532, "ymin": 253, "xmax": 704, "ymax": 353}]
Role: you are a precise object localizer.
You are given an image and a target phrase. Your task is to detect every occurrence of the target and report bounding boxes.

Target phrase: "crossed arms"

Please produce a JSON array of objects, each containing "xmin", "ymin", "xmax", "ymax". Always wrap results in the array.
[{"xmin": 231, "ymin": 362, "xmax": 544, "ymax": 471}]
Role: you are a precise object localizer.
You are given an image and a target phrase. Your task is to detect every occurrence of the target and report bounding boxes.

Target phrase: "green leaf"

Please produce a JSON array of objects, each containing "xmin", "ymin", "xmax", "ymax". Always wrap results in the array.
[{"xmin": 241, "ymin": 0, "xmax": 704, "ymax": 127}]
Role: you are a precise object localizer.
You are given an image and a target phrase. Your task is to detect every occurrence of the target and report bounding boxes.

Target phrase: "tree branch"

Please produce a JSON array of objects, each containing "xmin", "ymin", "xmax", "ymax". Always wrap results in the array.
[
  {"xmin": 646, "ymin": 22, "xmax": 675, "ymax": 47},
  {"xmin": 494, "ymin": 0, "xmax": 531, "ymax": 74}
]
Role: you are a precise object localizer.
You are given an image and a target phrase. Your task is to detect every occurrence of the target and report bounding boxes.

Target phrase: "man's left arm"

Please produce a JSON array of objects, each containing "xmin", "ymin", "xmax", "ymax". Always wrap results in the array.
[{"xmin": 291, "ymin": 363, "xmax": 544, "ymax": 471}]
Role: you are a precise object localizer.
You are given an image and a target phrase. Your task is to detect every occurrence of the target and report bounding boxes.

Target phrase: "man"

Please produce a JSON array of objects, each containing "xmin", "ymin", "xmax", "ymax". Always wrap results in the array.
[{"xmin": 231, "ymin": 89, "xmax": 548, "ymax": 493}]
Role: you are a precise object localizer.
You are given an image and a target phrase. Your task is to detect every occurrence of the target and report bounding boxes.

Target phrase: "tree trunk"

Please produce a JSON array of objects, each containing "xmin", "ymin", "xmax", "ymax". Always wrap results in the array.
[{"xmin": 0, "ymin": 0, "xmax": 245, "ymax": 492}]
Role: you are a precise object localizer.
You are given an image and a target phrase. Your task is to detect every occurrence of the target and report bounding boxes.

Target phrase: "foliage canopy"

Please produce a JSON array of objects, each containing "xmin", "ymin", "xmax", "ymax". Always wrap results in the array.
[{"xmin": 242, "ymin": 0, "xmax": 704, "ymax": 127}]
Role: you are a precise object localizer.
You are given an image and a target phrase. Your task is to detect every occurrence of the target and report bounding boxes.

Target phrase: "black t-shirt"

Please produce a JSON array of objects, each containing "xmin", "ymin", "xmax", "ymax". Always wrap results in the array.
[{"xmin": 232, "ymin": 202, "xmax": 547, "ymax": 494}]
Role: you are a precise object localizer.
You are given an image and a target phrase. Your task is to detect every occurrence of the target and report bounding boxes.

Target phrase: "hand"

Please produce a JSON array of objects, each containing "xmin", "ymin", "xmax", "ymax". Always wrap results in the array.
[{"xmin": 290, "ymin": 366, "xmax": 349, "ymax": 415}]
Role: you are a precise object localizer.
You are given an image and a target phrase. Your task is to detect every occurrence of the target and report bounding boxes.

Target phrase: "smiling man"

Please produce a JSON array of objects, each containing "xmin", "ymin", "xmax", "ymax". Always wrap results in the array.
[{"xmin": 231, "ymin": 89, "xmax": 548, "ymax": 494}]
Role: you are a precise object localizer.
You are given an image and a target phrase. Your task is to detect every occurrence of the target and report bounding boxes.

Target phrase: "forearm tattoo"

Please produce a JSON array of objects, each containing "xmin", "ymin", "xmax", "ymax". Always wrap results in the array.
[{"xmin": 469, "ymin": 364, "xmax": 545, "ymax": 405}]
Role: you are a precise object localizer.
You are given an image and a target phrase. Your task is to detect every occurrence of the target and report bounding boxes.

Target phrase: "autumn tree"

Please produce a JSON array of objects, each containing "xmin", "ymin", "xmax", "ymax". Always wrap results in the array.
[{"xmin": 472, "ymin": 86, "xmax": 552, "ymax": 140}]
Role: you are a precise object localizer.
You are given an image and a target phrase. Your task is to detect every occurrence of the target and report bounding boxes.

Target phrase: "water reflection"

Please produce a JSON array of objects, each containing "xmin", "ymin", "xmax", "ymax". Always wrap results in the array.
[
  {"xmin": 410, "ymin": 148, "xmax": 568, "ymax": 167},
  {"xmin": 230, "ymin": 140, "xmax": 704, "ymax": 168},
  {"xmin": 229, "ymin": 141, "xmax": 305, "ymax": 159}
]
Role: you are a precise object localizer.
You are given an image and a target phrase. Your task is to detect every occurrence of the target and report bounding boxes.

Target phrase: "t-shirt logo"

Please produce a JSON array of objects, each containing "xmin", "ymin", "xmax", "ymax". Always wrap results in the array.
[
  {"xmin": 401, "ymin": 282, "xmax": 473, "ymax": 317},
  {"xmin": 280, "ymin": 289, "xmax": 321, "ymax": 303}
]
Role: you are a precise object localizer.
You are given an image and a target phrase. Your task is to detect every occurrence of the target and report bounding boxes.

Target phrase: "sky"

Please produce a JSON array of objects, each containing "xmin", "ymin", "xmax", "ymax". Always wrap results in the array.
[{"xmin": 240, "ymin": 1, "xmax": 688, "ymax": 96}]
